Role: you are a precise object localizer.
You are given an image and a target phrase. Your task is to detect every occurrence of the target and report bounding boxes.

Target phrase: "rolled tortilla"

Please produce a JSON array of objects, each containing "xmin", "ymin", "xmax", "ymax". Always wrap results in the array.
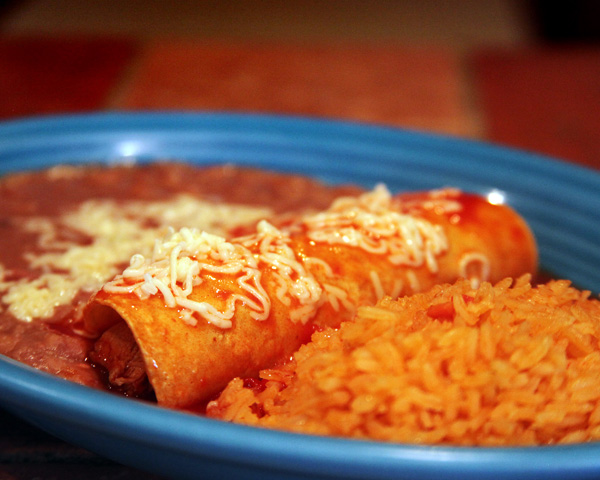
[{"xmin": 84, "ymin": 186, "xmax": 537, "ymax": 408}]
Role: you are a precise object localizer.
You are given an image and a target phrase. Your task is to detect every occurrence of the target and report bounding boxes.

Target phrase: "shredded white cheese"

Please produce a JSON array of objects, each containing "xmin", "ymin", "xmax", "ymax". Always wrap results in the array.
[
  {"xmin": 103, "ymin": 185, "xmax": 457, "ymax": 329},
  {"xmin": 402, "ymin": 187, "xmax": 464, "ymax": 216},
  {"xmin": 406, "ymin": 270, "xmax": 421, "ymax": 292},
  {"xmin": 459, "ymin": 251, "xmax": 491, "ymax": 288},
  {"xmin": 323, "ymin": 283, "xmax": 355, "ymax": 313},
  {"xmin": 1, "ymin": 195, "xmax": 271, "ymax": 322},
  {"xmin": 303, "ymin": 184, "xmax": 449, "ymax": 272},
  {"xmin": 370, "ymin": 270, "xmax": 386, "ymax": 301},
  {"xmin": 368, "ymin": 270, "xmax": 407, "ymax": 301},
  {"xmin": 2, "ymin": 274, "xmax": 77, "ymax": 322},
  {"xmin": 104, "ymin": 221, "xmax": 323, "ymax": 328}
]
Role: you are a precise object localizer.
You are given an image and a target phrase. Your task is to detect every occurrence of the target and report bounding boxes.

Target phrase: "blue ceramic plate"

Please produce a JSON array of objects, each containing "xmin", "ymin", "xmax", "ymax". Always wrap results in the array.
[{"xmin": 1, "ymin": 112, "xmax": 599, "ymax": 480}]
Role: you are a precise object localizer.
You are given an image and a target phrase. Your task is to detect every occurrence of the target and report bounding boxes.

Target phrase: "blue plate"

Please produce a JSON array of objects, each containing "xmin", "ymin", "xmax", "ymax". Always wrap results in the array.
[{"xmin": 1, "ymin": 112, "xmax": 599, "ymax": 480}]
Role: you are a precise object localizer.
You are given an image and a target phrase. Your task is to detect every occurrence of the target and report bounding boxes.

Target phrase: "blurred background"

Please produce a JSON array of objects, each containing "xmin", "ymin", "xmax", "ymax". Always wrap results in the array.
[{"xmin": 0, "ymin": 0, "xmax": 598, "ymax": 166}]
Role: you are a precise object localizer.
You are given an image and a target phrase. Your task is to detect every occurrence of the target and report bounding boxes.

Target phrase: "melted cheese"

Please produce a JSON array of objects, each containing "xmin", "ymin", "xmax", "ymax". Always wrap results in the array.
[
  {"xmin": 368, "ymin": 270, "xmax": 406, "ymax": 301},
  {"xmin": 105, "ymin": 186, "xmax": 454, "ymax": 329},
  {"xmin": 2, "ymin": 274, "xmax": 78, "ymax": 321},
  {"xmin": 459, "ymin": 252, "xmax": 491, "ymax": 288},
  {"xmin": 303, "ymin": 185, "xmax": 449, "ymax": 272},
  {"xmin": 322, "ymin": 283, "xmax": 355, "ymax": 313},
  {"xmin": 1, "ymin": 195, "xmax": 271, "ymax": 322},
  {"xmin": 370, "ymin": 270, "xmax": 386, "ymax": 301},
  {"xmin": 104, "ymin": 221, "xmax": 323, "ymax": 328},
  {"xmin": 402, "ymin": 187, "xmax": 464, "ymax": 216}
]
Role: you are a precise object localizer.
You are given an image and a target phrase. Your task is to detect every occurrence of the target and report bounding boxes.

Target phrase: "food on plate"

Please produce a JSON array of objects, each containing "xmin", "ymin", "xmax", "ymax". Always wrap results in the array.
[
  {"xmin": 208, "ymin": 276, "xmax": 600, "ymax": 446},
  {"xmin": 1, "ymin": 161, "xmax": 546, "ymax": 441},
  {"xmin": 83, "ymin": 185, "xmax": 537, "ymax": 407}
]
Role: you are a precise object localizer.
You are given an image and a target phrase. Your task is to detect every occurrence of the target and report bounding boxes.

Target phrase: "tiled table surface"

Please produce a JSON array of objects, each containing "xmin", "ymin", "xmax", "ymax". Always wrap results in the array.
[
  {"xmin": 0, "ymin": 36, "xmax": 598, "ymax": 167},
  {"xmin": 0, "ymin": 35, "xmax": 598, "ymax": 479}
]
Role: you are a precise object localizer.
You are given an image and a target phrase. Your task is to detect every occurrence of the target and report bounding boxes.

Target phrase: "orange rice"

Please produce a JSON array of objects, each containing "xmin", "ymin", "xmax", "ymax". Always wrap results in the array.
[{"xmin": 207, "ymin": 275, "xmax": 600, "ymax": 446}]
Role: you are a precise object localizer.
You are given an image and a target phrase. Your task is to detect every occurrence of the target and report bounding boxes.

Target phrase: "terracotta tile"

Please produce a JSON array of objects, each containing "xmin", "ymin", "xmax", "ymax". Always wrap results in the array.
[
  {"xmin": 0, "ymin": 36, "xmax": 138, "ymax": 119},
  {"xmin": 115, "ymin": 42, "xmax": 475, "ymax": 137},
  {"xmin": 472, "ymin": 47, "xmax": 600, "ymax": 169}
]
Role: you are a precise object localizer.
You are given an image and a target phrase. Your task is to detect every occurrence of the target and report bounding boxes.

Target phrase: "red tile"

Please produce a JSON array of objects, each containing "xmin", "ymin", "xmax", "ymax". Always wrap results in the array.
[
  {"xmin": 0, "ymin": 36, "xmax": 138, "ymax": 119},
  {"xmin": 472, "ymin": 47, "xmax": 600, "ymax": 169},
  {"xmin": 115, "ymin": 42, "xmax": 474, "ymax": 136}
]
